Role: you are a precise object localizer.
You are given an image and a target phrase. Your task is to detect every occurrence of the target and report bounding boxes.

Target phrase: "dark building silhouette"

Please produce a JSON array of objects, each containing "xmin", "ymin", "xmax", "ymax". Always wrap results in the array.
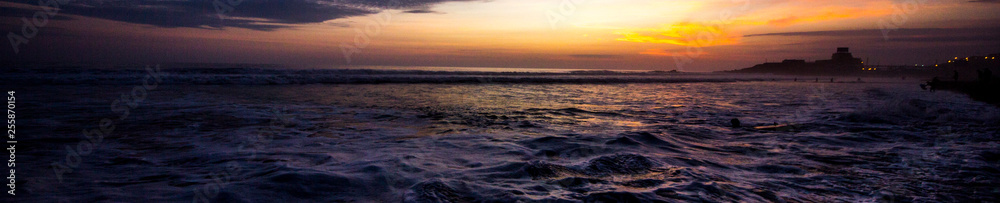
[
  {"xmin": 729, "ymin": 47, "xmax": 865, "ymax": 75},
  {"xmin": 817, "ymin": 47, "xmax": 864, "ymax": 69}
]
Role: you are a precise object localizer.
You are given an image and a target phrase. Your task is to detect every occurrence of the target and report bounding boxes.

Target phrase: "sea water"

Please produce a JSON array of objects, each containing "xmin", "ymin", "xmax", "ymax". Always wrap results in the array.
[{"xmin": 8, "ymin": 67, "xmax": 1000, "ymax": 202}]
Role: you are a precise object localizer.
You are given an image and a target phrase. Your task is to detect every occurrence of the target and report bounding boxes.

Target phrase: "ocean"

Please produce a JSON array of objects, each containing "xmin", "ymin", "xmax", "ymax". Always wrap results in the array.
[{"xmin": 8, "ymin": 66, "xmax": 1000, "ymax": 202}]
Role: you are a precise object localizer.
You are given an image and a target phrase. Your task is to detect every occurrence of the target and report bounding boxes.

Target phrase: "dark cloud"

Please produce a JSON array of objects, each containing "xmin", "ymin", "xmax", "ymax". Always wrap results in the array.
[
  {"xmin": 0, "ymin": 0, "xmax": 473, "ymax": 31},
  {"xmin": 743, "ymin": 27, "xmax": 1000, "ymax": 43},
  {"xmin": 0, "ymin": 5, "xmax": 73, "ymax": 20},
  {"xmin": 403, "ymin": 9, "xmax": 442, "ymax": 14},
  {"xmin": 968, "ymin": 0, "xmax": 1000, "ymax": 3},
  {"xmin": 743, "ymin": 29, "xmax": 875, "ymax": 37}
]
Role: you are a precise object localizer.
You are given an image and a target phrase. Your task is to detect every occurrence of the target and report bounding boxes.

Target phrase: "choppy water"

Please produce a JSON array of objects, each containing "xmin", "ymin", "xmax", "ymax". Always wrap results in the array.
[{"xmin": 10, "ymin": 68, "xmax": 1000, "ymax": 202}]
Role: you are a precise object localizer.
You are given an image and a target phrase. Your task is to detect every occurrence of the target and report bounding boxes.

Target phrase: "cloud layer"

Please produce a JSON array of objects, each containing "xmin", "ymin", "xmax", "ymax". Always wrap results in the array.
[{"xmin": 0, "ymin": 0, "xmax": 470, "ymax": 30}]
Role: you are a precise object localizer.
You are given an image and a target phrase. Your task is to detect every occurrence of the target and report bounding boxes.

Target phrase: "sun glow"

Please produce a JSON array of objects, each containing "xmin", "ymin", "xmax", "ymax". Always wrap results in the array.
[{"xmin": 615, "ymin": 22, "xmax": 740, "ymax": 47}]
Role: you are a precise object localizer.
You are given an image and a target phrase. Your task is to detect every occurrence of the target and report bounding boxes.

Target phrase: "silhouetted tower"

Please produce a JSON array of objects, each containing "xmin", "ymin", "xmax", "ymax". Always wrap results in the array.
[
  {"xmin": 832, "ymin": 47, "xmax": 855, "ymax": 61},
  {"xmin": 821, "ymin": 47, "xmax": 864, "ymax": 71}
]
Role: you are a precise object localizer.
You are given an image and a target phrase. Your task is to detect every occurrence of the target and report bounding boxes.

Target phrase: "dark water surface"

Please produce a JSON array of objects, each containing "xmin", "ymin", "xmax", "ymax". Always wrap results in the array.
[{"xmin": 11, "ymin": 72, "xmax": 1000, "ymax": 202}]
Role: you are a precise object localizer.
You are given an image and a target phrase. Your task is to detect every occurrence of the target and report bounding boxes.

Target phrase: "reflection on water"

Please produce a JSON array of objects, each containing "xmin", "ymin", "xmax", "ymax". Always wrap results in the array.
[{"xmin": 17, "ymin": 81, "xmax": 1000, "ymax": 202}]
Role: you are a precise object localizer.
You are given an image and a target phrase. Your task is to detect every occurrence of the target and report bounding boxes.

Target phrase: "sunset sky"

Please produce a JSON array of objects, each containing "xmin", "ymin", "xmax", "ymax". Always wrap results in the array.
[{"xmin": 2, "ymin": 0, "xmax": 998, "ymax": 71}]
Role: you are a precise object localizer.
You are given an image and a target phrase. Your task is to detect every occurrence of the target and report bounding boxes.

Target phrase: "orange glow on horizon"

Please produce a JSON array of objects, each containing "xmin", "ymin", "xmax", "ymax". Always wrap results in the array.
[{"xmin": 614, "ymin": 22, "xmax": 740, "ymax": 47}]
